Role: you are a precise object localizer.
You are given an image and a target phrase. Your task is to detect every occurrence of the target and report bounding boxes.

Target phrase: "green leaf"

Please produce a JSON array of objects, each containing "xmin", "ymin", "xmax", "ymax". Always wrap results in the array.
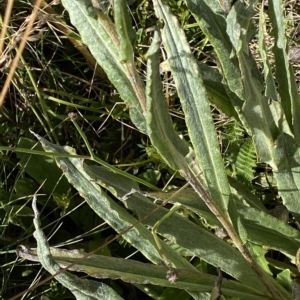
[
  {"xmin": 158, "ymin": 288, "xmax": 190, "ymax": 300},
  {"xmin": 276, "ymin": 269, "xmax": 292, "ymax": 294},
  {"xmin": 257, "ymin": 2, "xmax": 291, "ymax": 138},
  {"xmin": 17, "ymin": 245, "xmax": 273, "ymax": 300},
  {"xmin": 226, "ymin": 2, "xmax": 277, "ymax": 164},
  {"xmin": 61, "ymin": 0, "xmax": 146, "ymax": 132},
  {"xmin": 272, "ymin": 133, "xmax": 300, "ymax": 222},
  {"xmin": 247, "ymin": 244, "xmax": 272, "ymax": 275},
  {"xmin": 153, "ymin": 0, "xmax": 231, "ymax": 220},
  {"xmin": 148, "ymin": 184, "xmax": 300, "ymax": 260},
  {"xmin": 186, "ymin": 0, "xmax": 244, "ymax": 102},
  {"xmin": 236, "ymin": 206, "xmax": 300, "ymax": 257},
  {"xmin": 14, "ymin": 178, "xmax": 39, "ymax": 198},
  {"xmin": 33, "ymin": 133, "xmax": 193, "ymax": 270},
  {"xmin": 27, "ymin": 197, "xmax": 123, "ymax": 300},
  {"xmin": 268, "ymin": 0, "xmax": 300, "ymax": 141},
  {"xmin": 145, "ymin": 30, "xmax": 190, "ymax": 171},
  {"xmin": 258, "ymin": 5, "xmax": 278, "ymax": 102},
  {"xmin": 114, "ymin": 0, "xmax": 135, "ymax": 63},
  {"xmin": 198, "ymin": 63, "xmax": 240, "ymax": 121}
]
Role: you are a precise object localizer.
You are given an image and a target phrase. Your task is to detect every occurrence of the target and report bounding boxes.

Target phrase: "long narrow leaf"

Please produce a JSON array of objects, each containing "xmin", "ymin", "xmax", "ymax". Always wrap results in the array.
[
  {"xmin": 29, "ymin": 197, "xmax": 123, "ymax": 300},
  {"xmin": 31, "ymin": 132, "xmax": 193, "ymax": 270},
  {"xmin": 61, "ymin": 0, "xmax": 146, "ymax": 132},
  {"xmin": 272, "ymin": 134, "xmax": 300, "ymax": 222},
  {"xmin": 268, "ymin": 0, "xmax": 300, "ymax": 141},
  {"xmin": 185, "ymin": 0, "xmax": 244, "ymax": 103},
  {"xmin": 17, "ymin": 245, "xmax": 272, "ymax": 300},
  {"xmin": 145, "ymin": 31, "xmax": 190, "ymax": 171},
  {"xmin": 226, "ymin": 1, "xmax": 277, "ymax": 164},
  {"xmin": 153, "ymin": 0, "xmax": 231, "ymax": 220}
]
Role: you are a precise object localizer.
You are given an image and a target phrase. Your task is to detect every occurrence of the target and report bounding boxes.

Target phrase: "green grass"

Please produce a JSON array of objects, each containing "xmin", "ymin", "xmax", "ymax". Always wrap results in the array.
[{"xmin": 1, "ymin": 0, "xmax": 300, "ymax": 299}]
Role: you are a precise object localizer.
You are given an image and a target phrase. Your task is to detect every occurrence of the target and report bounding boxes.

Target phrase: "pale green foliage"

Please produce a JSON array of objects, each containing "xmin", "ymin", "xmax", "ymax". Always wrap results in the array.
[{"xmin": 19, "ymin": 0, "xmax": 300, "ymax": 299}]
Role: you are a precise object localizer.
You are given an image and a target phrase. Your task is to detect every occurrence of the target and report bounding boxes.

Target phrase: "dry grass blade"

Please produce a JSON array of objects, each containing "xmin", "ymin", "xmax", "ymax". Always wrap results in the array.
[
  {"xmin": 289, "ymin": 45, "xmax": 300, "ymax": 62},
  {"xmin": 0, "ymin": 0, "xmax": 43, "ymax": 107},
  {"xmin": 0, "ymin": 0, "xmax": 13, "ymax": 54}
]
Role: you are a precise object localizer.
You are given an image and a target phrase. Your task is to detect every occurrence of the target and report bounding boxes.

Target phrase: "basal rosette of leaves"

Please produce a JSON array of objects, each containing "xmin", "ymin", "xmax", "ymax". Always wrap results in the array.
[{"xmin": 19, "ymin": 0, "xmax": 300, "ymax": 299}]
